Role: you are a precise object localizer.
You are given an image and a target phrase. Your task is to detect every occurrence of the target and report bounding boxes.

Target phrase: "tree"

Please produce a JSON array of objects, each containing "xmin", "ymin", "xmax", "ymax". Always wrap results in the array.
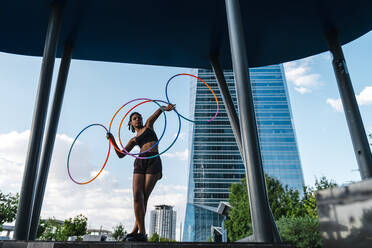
[
  {"xmin": 276, "ymin": 216, "xmax": 322, "ymax": 248},
  {"xmin": 38, "ymin": 214, "xmax": 88, "ymax": 241},
  {"xmin": 149, "ymin": 232, "xmax": 160, "ymax": 242},
  {"xmin": 36, "ymin": 219, "xmax": 48, "ymax": 239},
  {"xmin": 225, "ymin": 175, "xmax": 338, "ymax": 247},
  {"xmin": 149, "ymin": 233, "xmax": 173, "ymax": 242},
  {"xmin": 0, "ymin": 191, "xmax": 19, "ymax": 230},
  {"xmin": 225, "ymin": 175, "xmax": 306, "ymax": 241},
  {"xmin": 303, "ymin": 176, "xmax": 337, "ymax": 218},
  {"xmin": 62, "ymin": 214, "xmax": 88, "ymax": 239},
  {"xmin": 224, "ymin": 178, "xmax": 252, "ymax": 241},
  {"xmin": 38, "ymin": 217, "xmax": 66, "ymax": 241},
  {"xmin": 302, "ymin": 186, "xmax": 318, "ymax": 218},
  {"xmin": 159, "ymin": 237, "xmax": 171, "ymax": 242},
  {"xmin": 266, "ymin": 176, "xmax": 306, "ymax": 219},
  {"xmin": 112, "ymin": 223, "xmax": 126, "ymax": 241}
]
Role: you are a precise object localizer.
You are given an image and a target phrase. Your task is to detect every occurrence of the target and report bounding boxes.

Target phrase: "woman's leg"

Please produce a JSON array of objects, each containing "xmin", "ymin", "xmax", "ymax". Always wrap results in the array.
[
  {"xmin": 144, "ymin": 173, "xmax": 161, "ymax": 209},
  {"xmin": 131, "ymin": 173, "xmax": 146, "ymax": 234},
  {"xmin": 130, "ymin": 173, "xmax": 160, "ymax": 235}
]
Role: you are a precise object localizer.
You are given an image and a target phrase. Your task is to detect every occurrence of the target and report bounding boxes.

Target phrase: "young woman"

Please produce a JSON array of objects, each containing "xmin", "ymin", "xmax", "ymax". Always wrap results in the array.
[{"xmin": 107, "ymin": 103, "xmax": 175, "ymax": 242}]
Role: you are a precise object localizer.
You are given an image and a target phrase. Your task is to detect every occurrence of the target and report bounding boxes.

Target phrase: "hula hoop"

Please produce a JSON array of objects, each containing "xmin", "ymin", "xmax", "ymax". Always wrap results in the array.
[
  {"xmin": 108, "ymin": 98, "xmax": 166, "ymax": 157},
  {"xmin": 117, "ymin": 100, "xmax": 165, "ymax": 155},
  {"xmin": 165, "ymin": 73, "xmax": 219, "ymax": 123},
  {"xmin": 67, "ymin": 123, "xmax": 110, "ymax": 185},
  {"xmin": 120, "ymin": 99, "xmax": 181, "ymax": 159}
]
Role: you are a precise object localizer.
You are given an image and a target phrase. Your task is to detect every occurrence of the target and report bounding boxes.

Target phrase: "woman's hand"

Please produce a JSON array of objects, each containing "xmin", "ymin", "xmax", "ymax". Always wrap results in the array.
[
  {"xmin": 163, "ymin": 104, "xmax": 176, "ymax": 111},
  {"xmin": 107, "ymin": 132, "xmax": 126, "ymax": 158},
  {"xmin": 106, "ymin": 132, "xmax": 114, "ymax": 140},
  {"xmin": 146, "ymin": 104, "xmax": 176, "ymax": 127}
]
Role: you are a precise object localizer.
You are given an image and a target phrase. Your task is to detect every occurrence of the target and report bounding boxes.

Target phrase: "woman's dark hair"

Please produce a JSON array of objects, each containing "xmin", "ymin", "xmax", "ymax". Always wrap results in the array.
[{"xmin": 128, "ymin": 112, "xmax": 142, "ymax": 133}]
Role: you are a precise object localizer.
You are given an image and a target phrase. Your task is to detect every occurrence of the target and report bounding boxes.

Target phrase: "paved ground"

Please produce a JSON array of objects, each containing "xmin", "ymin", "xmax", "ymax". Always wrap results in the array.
[{"xmin": 0, "ymin": 241, "xmax": 295, "ymax": 248}]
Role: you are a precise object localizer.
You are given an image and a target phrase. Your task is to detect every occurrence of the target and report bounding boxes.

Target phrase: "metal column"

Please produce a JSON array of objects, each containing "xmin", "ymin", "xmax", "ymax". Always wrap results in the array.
[
  {"xmin": 210, "ymin": 55, "xmax": 243, "ymax": 155},
  {"xmin": 224, "ymin": 0, "xmax": 280, "ymax": 242},
  {"xmin": 29, "ymin": 43, "xmax": 73, "ymax": 240},
  {"xmin": 210, "ymin": 55, "xmax": 281, "ymax": 242},
  {"xmin": 325, "ymin": 31, "xmax": 372, "ymax": 179},
  {"xmin": 14, "ymin": 3, "xmax": 63, "ymax": 240}
]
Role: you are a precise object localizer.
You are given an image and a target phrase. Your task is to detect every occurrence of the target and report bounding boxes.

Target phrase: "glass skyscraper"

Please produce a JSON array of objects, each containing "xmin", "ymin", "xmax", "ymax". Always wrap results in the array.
[{"xmin": 183, "ymin": 64, "xmax": 305, "ymax": 241}]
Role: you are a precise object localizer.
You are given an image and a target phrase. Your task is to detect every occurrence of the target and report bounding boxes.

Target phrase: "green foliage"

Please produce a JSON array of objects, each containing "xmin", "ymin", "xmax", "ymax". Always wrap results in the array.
[
  {"xmin": 226, "ymin": 175, "xmax": 337, "ymax": 246},
  {"xmin": 37, "ymin": 214, "xmax": 88, "ymax": 241},
  {"xmin": 314, "ymin": 176, "xmax": 337, "ymax": 191},
  {"xmin": 0, "ymin": 191, "xmax": 19, "ymax": 229},
  {"xmin": 266, "ymin": 176, "xmax": 307, "ymax": 219},
  {"xmin": 302, "ymin": 186, "xmax": 318, "ymax": 218},
  {"xmin": 148, "ymin": 232, "xmax": 173, "ymax": 242},
  {"xmin": 207, "ymin": 236, "xmax": 213, "ymax": 242},
  {"xmin": 303, "ymin": 176, "xmax": 337, "ymax": 218},
  {"xmin": 38, "ymin": 217, "xmax": 67, "ymax": 241},
  {"xmin": 149, "ymin": 232, "xmax": 160, "ymax": 242},
  {"xmin": 276, "ymin": 216, "xmax": 322, "ymax": 248},
  {"xmin": 224, "ymin": 179, "xmax": 252, "ymax": 241},
  {"xmin": 62, "ymin": 214, "xmax": 88, "ymax": 238},
  {"xmin": 159, "ymin": 237, "xmax": 170, "ymax": 242},
  {"xmin": 112, "ymin": 223, "xmax": 126, "ymax": 241},
  {"xmin": 36, "ymin": 219, "xmax": 48, "ymax": 239},
  {"xmin": 225, "ymin": 175, "xmax": 307, "ymax": 241}
]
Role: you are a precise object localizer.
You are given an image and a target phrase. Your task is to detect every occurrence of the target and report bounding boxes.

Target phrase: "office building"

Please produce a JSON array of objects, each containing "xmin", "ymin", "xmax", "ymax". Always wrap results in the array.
[
  {"xmin": 183, "ymin": 64, "xmax": 305, "ymax": 241},
  {"xmin": 150, "ymin": 205, "xmax": 177, "ymax": 240}
]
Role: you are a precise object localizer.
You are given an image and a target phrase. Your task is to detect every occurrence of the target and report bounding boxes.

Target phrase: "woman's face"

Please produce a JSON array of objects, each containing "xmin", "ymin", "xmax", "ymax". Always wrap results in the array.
[{"xmin": 130, "ymin": 113, "xmax": 143, "ymax": 129}]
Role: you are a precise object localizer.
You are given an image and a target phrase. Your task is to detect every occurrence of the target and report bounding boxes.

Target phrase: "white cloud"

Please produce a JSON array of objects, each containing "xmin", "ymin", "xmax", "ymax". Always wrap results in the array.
[
  {"xmin": 294, "ymin": 87, "xmax": 312, "ymax": 94},
  {"xmin": 90, "ymin": 169, "xmax": 109, "ymax": 181},
  {"xmin": 0, "ymin": 130, "xmax": 30, "ymax": 164},
  {"xmin": 327, "ymin": 86, "xmax": 372, "ymax": 112},
  {"xmin": 163, "ymin": 149, "xmax": 189, "ymax": 161},
  {"xmin": 0, "ymin": 130, "xmax": 187, "ymax": 239},
  {"xmin": 284, "ymin": 57, "xmax": 321, "ymax": 94},
  {"xmin": 326, "ymin": 98, "xmax": 343, "ymax": 112},
  {"xmin": 357, "ymin": 86, "xmax": 372, "ymax": 105}
]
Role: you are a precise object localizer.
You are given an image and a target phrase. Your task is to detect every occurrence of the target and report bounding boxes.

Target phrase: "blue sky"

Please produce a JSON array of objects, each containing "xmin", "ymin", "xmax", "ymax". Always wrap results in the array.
[
  {"xmin": 285, "ymin": 32, "xmax": 372, "ymax": 186},
  {"xmin": 0, "ymin": 30, "xmax": 372, "ymax": 237}
]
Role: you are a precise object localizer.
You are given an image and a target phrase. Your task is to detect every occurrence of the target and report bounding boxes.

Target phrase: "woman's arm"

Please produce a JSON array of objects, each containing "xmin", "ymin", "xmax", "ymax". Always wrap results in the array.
[
  {"xmin": 107, "ymin": 133, "xmax": 136, "ymax": 158},
  {"xmin": 145, "ymin": 104, "xmax": 175, "ymax": 127}
]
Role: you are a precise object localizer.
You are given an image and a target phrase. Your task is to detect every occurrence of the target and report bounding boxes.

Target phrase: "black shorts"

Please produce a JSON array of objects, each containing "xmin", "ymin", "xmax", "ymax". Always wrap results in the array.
[{"xmin": 133, "ymin": 152, "xmax": 162, "ymax": 179}]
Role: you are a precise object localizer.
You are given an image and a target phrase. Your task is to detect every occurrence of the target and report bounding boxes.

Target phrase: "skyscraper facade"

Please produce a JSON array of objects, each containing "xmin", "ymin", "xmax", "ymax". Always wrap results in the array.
[
  {"xmin": 183, "ymin": 64, "xmax": 305, "ymax": 241},
  {"xmin": 149, "ymin": 205, "xmax": 177, "ymax": 241}
]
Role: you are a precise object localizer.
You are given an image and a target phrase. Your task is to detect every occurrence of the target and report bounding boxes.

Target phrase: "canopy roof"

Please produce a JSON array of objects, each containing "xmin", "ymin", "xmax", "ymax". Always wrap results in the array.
[{"xmin": 1, "ymin": 0, "xmax": 372, "ymax": 68}]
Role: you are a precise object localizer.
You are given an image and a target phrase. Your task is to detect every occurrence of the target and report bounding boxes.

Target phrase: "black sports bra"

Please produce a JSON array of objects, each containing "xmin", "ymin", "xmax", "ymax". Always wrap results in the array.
[{"xmin": 135, "ymin": 127, "xmax": 158, "ymax": 148}]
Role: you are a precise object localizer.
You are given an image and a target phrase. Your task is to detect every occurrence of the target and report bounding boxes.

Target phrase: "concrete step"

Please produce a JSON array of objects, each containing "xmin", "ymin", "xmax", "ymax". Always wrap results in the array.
[{"xmin": 0, "ymin": 241, "xmax": 295, "ymax": 248}]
